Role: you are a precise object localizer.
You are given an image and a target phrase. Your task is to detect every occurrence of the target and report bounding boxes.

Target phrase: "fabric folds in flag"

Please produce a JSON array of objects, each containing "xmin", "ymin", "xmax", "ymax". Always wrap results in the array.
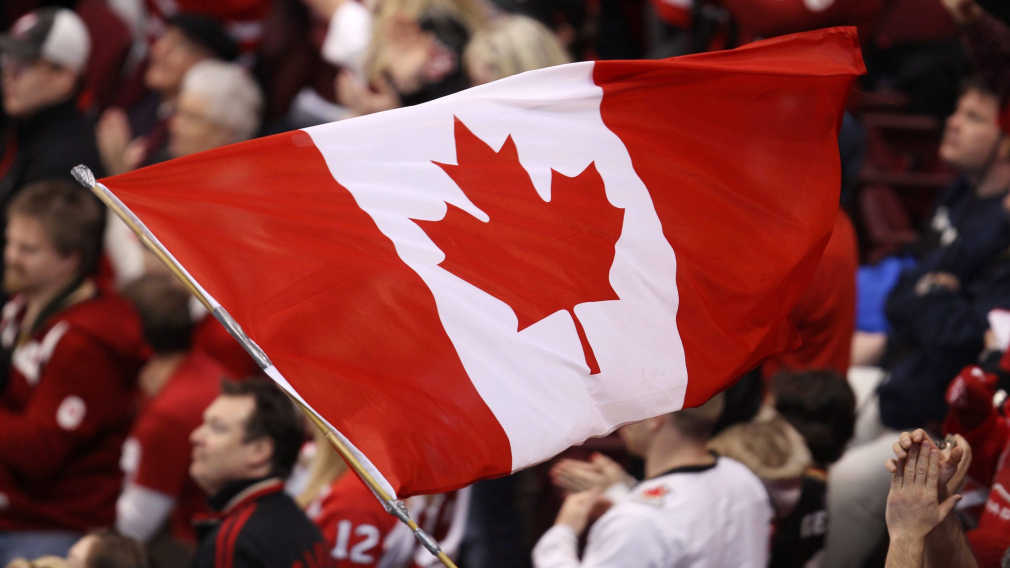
[{"xmin": 100, "ymin": 27, "xmax": 865, "ymax": 497}]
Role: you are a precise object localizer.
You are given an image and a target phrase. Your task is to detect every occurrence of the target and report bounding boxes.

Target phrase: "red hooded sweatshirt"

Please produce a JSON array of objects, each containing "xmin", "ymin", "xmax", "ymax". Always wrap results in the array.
[{"xmin": 0, "ymin": 290, "xmax": 146, "ymax": 531}]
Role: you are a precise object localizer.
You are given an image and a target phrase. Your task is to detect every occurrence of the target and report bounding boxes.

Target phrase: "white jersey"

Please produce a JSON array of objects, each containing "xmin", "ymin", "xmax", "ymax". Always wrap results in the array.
[{"xmin": 533, "ymin": 457, "xmax": 772, "ymax": 568}]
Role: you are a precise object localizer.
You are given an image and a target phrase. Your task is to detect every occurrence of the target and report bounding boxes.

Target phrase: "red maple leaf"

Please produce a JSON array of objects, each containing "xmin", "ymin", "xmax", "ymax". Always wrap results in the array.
[{"xmin": 414, "ymin": 118, "xmax": 625, "ymax": 375}]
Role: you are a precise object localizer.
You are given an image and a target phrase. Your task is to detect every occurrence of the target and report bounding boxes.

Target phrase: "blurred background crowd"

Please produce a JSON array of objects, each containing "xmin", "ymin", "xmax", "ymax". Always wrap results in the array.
[{"xmin": 1, "ymin": 0, "xmax": 1010, "ymax": 567}]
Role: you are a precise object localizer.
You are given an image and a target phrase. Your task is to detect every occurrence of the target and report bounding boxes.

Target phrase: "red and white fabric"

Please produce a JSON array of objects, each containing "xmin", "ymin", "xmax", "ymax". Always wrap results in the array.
[
  {"xmin": 97, "ymin": 28, "xmax": 864, "ymax": 499},
  {"xmin": 308, "ymin": 473, "xmax": 468, "ymax": 567}
]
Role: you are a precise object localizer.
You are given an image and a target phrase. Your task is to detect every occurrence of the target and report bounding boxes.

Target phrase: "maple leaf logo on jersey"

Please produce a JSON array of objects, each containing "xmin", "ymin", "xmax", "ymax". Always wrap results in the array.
[
  {"xmin": 415, "ymin": 118, "xmax": 625, "ymax": 375},
  {"xmin": 632, "ymin": 484, "xmax": 670, "ymax": 506}
]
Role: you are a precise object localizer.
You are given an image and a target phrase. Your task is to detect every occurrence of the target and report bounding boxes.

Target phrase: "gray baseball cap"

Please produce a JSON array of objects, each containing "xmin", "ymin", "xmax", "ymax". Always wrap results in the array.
[{"xmin": 0, "ymin": 8, "xmax": 91, "ymax": 74}]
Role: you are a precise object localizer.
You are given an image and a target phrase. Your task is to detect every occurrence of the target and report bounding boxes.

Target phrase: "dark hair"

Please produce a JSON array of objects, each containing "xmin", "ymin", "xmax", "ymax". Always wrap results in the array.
[
  {"xmin": 167, "ymin": 13, "xmax": 240, "ymax": 62},
  {"xmin": 671, "ymin": 393, "xmax": 725, "ymax": 441},
  {"xmin": 711, "ymin": 368, "xmax": 765, "ymax": 436},
  {"xmin": 85, "ymin": 529, "xmax": 149, "ymax": 568},
  {"xmin": 772, "ymin": 369, "xmax": 856, "ymax": 467},
  {"xmin": 221, "ymin": 377, "xmax": 304, "ymax": 479},
  {"xmin": 960, "ymin": 76, "xmax": 1009, "ymax": 109},
  {"xmin": 122, "ymin": 274, "xmax": 193, "ymax": 354},
  {"xmin": 7, "ymin": 180, "xmax": 106, "ymax": 276}
]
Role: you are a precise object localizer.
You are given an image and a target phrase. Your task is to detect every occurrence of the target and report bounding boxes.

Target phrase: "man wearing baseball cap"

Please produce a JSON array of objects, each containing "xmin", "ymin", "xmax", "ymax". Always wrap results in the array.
[{"xmin": 0, "ymin": 7, "xmax": 103, "ymax": 209}]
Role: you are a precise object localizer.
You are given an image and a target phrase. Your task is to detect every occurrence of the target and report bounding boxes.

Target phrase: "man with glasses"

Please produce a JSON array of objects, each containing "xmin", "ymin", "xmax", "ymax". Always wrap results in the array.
[{"xmin": 96, "ymin": 13, "xmax": 240, "ymax": 176}]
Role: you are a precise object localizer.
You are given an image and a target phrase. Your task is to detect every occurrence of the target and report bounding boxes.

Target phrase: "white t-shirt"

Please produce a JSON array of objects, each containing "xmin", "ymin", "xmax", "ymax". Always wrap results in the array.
[{"xmin": 533, "ymin": 457, "xmax": 773, "ymax": 568}]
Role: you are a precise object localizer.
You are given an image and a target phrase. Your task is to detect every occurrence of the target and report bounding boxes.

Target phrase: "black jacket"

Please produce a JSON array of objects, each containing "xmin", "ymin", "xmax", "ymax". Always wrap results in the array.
[
  {"xmin": 0, "ymin": 99, "xmax": 106, "ymax": 303},
  {"xmin": 0, "ymin": 98, "xmax": 105, "ymax": 205},
  {"xmin": 879, "ymin": 178, "xmax": 1010, "ymax": 430},
  {"xmin": 769, "ymin": 471, "xmax": 828, "ymax": 568},
  {"xmin": 191, "ymin": 477, "xmax": 332, "ymax": 568}
]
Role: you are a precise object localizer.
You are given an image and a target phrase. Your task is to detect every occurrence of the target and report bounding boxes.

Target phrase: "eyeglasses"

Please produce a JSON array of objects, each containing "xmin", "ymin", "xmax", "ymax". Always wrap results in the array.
[{"xmin": 174, "ymin": 105, "xmax": 219, "ymax": 126}]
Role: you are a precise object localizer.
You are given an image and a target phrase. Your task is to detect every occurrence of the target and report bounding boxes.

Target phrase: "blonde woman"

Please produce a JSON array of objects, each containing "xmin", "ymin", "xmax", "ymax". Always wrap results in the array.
[{"xmin": 464, "ymin": 15, "xmax": 571, "ymax": 85}]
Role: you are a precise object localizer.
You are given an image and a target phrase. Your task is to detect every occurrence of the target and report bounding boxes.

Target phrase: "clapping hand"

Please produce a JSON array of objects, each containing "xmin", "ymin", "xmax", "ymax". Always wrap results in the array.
[
  {"xmin": 885, "ymin": 441, "xmax": 962, "ymax": 541},
  {"xmin": 889, "ymin": 429, "xmax": 971, "ymax": 501},
  {"xmin": 550, "ymin": 453, "xmax": 634, "ymax": 494}
]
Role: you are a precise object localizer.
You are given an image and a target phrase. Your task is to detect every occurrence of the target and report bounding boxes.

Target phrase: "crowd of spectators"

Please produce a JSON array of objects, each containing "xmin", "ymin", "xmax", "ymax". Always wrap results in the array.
[{"xmin": 1, "ymin": 0, "xmax": 1010, "ymax": 567}]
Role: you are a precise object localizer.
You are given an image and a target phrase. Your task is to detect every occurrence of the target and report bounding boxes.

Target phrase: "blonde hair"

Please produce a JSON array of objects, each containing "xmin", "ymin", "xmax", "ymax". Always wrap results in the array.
[
  {"xmin": 365, "ymin": 0, "xmax": 486, "ymax": 84},
  {"xmin": 464, "ymin": 15, "xmax": 570, "ymax": 83},
  {"xmin": 297, "ymin": 427, "xmax": 349, "ymax": 509},
  {"xmin": 707, "ymin": 407, "xmax": 812, "ymax": 481}
]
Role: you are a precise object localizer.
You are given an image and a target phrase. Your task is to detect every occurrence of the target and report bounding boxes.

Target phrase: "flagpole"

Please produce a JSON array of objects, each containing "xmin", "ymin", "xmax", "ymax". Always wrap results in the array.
[{"xmin": 72, "ymin": 166, "xmax": 459, "ymax": 568}]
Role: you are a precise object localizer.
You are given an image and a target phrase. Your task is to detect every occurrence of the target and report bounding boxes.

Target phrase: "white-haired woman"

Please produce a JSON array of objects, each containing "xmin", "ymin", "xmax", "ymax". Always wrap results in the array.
[
  {"xmin": 104, "ymin": 60, "xmax": 263, "ymax": 287},
  {"xmin": 168, "ymin": 60, "xmax": 264, "ymax": 158}
]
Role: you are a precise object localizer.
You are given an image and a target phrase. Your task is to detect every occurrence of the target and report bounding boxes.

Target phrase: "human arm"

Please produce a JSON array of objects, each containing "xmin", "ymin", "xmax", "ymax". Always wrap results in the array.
[
  {"xmin": 116, "ymin": 483, "xmax": 176, "ymax": 542},
  {"xmin": 0, "ymin": 329, "xmax": 128, "ymax": 481},
  {"xmin": 909, "ymin": 434, "xmax": 978, "ymax": 568},
  {"xmin": 96, "ymin": 108, "xmax": 145, "ymax": 176},
  {"xmin": 884, "ymin": 441, "xmax": 963, "ymax": 568},
  {"xmin": 550, "ymin": 453, "xmax": 635, "ymax": 499},
  {"xmin": 888, "ymin": 433, "xmax": 977, "ymax": 568},
  {"xmin": 532, "ymin": 491, "xmax": 669, "ymax": 568},
  {"xmin": 115, "ymin": 412, "xmax": 194, "ymax": 542},
  {"xmin": 923, "ymin": 508, "xmax": 979, "ymax": 568},
  {"xmin": 532, "ymin": 489, "xmax": 602, "ymax": 568}
]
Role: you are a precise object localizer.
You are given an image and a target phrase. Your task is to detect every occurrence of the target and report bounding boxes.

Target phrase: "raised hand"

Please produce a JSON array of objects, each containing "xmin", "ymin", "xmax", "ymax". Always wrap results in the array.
[
  {"xmin": 890, "ymin": 429, "xmax": 970, "ymax": 499},
  {"xmin": 550, "ymin": 453, "xmax": 634, "ymax": 494},
  {"xmin": 554, "ymin": 488, "xmax": 603, "ymax": 535},
  {"xmin": 885, "ymin": 442, "xmax": 962, "ymax": 541},
  {"xmin": 551, "ymin": 458, "xmax": 610, "ymax": 493}
]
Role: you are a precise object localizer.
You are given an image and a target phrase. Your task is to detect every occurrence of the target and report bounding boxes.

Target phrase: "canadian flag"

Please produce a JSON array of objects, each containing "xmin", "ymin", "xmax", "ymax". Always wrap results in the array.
[{"xmin": 100, "ymin": 28, "xmax": 864, "ymax": 498}]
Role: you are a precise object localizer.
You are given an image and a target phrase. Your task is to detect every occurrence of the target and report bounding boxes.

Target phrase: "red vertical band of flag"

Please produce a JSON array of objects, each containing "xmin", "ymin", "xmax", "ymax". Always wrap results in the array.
[{"xmin": 594, "ymin": 27, "xmax": 864, "ymax": 408}]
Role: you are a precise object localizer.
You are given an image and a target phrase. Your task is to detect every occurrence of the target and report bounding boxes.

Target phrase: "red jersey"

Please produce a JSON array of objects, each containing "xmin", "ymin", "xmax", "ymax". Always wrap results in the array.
[
  {"xmin": 192, "ymin": 312, "xmax": 260, "ymax": 379},
  {"xmin": 764, "ymin": 210, "xmax": 857, "ymax": 379},
  {"xmin": 0, "ymin": 291, "xmax": 146, "ymax": 531},
  {"xmin": 308, "ymin": 473, "xmax": 467, "ymax": 568},
  {"xmin": 121, "ymin": 351, "xmax": 231, "ymax": 542},
  {"xmin": 946, "ymin": 409, "xmax": 1010, "ymax": 568}
]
